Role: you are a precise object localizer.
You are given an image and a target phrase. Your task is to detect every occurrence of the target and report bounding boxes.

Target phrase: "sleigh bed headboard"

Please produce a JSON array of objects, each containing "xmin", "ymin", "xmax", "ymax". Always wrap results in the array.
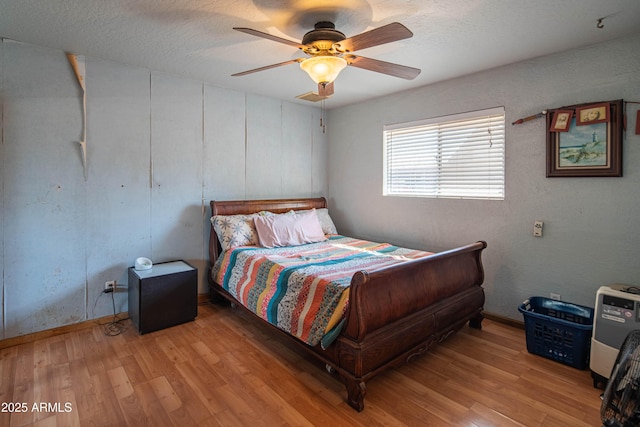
[{"xmin": 208, "ymin": 197, "xmax": 327, "ymax": 264}]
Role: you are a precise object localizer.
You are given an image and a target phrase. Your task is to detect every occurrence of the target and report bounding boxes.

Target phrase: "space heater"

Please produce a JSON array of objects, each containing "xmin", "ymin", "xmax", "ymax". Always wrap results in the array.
[{"xmin": 590, "ymin": 284, "xmax": 640, "ymax": 387}]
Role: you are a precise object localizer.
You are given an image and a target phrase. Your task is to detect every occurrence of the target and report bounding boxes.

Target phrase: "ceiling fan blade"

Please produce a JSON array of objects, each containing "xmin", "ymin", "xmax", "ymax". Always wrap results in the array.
[
  {"xmin": 335, "ymin": 22, "xmax": 413, "ymax": 52},
  {"xmin": 318, "ymin": 82, "xmax": 334, "ymax": 97},
  {"xmin": 232, "ymin": 59, "xmax": 303, "ymax": 77},
  {"xmin": 345, "ymin": 55, "xmax": 421, "ymax": 80},
  {"xmin": 233, "ymin": 27, "xmax": 303, "ymax": 49}
]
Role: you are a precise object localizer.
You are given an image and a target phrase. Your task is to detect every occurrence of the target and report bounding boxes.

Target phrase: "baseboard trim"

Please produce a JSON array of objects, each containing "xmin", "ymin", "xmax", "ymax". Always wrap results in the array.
[
  {"xmin": 0, "ymin": 293, "xmax": 214, "ymax": 350},
  {"xmin": 1, "ymin": 298, "xmax": 520, "ymax": 349},
  {"xmin": 484, "ymin": 311, "xmax": 525, "ymax": 329},
  {"xmin": 0, "ymin": 312, "xmax": 128, "ymax": 350}
]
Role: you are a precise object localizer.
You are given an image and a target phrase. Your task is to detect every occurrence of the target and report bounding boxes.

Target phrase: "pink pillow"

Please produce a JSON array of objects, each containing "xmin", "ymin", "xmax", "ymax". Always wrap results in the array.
[{"xmin": 254, "ymin": 209, "xmax": 327, "ymax": 248}]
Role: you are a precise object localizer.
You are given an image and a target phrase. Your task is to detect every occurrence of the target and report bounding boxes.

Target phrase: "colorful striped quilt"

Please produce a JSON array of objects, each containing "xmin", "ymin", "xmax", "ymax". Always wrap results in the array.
[{"xmin": 211, "ymin": 235, "xmax": 433, "ymax": 347}]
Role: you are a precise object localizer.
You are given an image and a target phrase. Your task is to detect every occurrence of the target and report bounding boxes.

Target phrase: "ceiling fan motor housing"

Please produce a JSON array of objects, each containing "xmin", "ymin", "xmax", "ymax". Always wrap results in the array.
[{"xmin": 302, "ymin": 21, "xmax": 346, "ymax": 53}]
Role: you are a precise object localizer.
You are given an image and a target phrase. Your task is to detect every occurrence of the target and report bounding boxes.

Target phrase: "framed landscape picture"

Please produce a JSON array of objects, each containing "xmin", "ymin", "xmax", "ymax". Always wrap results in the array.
[{"xmin": 546, "ymin": 99, "xmax": 622, "ymax": 177}]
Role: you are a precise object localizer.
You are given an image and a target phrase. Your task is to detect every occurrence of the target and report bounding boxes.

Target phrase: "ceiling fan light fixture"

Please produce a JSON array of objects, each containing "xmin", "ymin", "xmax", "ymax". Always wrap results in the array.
[{"xmin": 300, "ymin": 56, "xmax": 347, "ymax": 85}]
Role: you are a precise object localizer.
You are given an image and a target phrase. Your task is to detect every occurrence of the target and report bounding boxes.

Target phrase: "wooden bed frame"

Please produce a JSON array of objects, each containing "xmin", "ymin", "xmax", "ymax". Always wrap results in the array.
[{"xmin": 207, "ymin": 197, "xmax": 487, "ymax": 411}]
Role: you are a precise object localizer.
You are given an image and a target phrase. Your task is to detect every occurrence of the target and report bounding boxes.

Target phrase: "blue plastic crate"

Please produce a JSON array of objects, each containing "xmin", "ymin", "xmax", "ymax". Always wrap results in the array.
[{"xmin": 518, "ymin": 296, "xmax": 594, "ymax": 369}]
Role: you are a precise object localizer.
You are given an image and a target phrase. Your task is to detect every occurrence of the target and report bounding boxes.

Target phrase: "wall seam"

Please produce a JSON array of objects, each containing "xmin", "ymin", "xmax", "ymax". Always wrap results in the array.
[
  {"xmin": 244, "ymin": 93, "xmax": 248, "ymax": 199},
  {"xmin": 83, "ymin": 56, "xmax": 89, "ymax": 321},
  {"xmin": 201, "ymin": 83, "xmax": 206, "ymax": 266},
  {"xmin": 1, "ymin": 38, "xmax": 5, "ymax": 338},
  {"xmin": 149, "ymin": 72, "xmax": 153, "ymax": 256},
  {"xmin": 280, "ymin": 101, "xmax": 283, "ymax": 196},
  {"xmin": 310, "ymin": 107, "xmax": 314, "ymax": 194}
]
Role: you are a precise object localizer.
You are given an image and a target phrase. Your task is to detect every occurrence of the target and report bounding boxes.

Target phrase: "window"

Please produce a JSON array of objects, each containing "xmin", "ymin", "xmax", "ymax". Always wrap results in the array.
[{"xmin": 383, "ymin": 107, "xmax": 505, "ymax": 200}]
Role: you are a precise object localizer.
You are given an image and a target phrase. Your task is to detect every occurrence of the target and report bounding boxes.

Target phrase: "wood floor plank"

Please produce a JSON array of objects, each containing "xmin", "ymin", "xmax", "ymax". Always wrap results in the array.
[
  {"xmin": 163, "ymin": 372, "xmax": 213, "ymax": 425},
  {"xmin": 155, "ymin": 335, "xmax": 190, "ymax": 365},
  {"xmin": 516, "ymin": 374, "xmax": 599, "ymax": 421},
  {"xmin": 248, "ymin": 375, "xmax": 332, "ymax": 426},
  {"xmin": 466, "ymin": 401, "xmax": 529, "ymax": 427},
  {"xmin": 10, "ymin": 343, "xmax": 36, "ymax": 426},
  {"xmin": 148, "ymin": 376, "xmax": 182, "ymax": 413},
  {"xmin": 63, "ymin": 329, "xmax": 86, "ymax": 363},
  {"xmin": 92, "ymin": 370, "xmax": 131, "ymax": 425},
  {"xmin": 132, "ymin": 380, "xmax": 174, "ymax": 427},
  {"xmin": 0, "ymin": 351, "xmax": 17, "ymax": 407},
  {"xmin": 113, "ymin": 391, "xmax": 149, "ymax": 426},
  {"xmin": 174, "ymin": 358, "xmax": 227, "ymax": 415},
  {"xmin": 0, "ymin": 303, "xmax": 605, "ymax": 426},
  {"xmin": 165, "ymin": 405, "xmax": 199, "ymax": 427},
  {"xmin": 190, "ymin": 340, "xmax": 222, "ymax": 366},
  {"xmin": 107, "ymin": 366, "xmax": 134, "ymax": 400},
  {"xmin": 373, "ymin": 371, "xmax": 469, "ymax": 425}
]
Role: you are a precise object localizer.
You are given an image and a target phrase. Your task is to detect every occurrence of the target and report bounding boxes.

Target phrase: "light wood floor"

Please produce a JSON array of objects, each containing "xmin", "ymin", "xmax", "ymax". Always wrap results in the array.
[{"xmin": 0, "ymin": 301, "xmax": 602, "ymax": 426}]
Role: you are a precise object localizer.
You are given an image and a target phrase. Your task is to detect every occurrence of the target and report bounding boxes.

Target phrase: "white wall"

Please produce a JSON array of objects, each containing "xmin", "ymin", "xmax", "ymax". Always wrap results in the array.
[
  {"xmin": 0, "ymin": 39, "xmax": 328, "ymax": 339},
  {"xmin": 327, "ymin": 34, "xmax": 640, "ymax": 320},
  {"xmin": 3, "ymin": 33, "xmax": 638, "ymax": 340}
]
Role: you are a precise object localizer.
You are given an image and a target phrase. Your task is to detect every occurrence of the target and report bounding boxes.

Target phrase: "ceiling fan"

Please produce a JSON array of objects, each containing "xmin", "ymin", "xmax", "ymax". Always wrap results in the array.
[{"xmin": 232, "ymin": 21, "xmax": 421, "ymax": 98}]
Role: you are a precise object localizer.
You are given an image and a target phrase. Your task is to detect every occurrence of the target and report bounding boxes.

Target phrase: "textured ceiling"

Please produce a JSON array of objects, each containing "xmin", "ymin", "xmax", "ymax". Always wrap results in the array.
[{"xmin": 1, "ymin": 0, "xmax": 640, "ymax": 108}]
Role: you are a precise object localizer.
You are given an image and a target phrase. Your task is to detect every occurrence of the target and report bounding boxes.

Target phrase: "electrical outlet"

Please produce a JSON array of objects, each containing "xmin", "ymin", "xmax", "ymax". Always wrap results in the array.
[
  {"xmin": 550, "ymin": 293, "xmax": 561, "ymax": 301},
  {"xmin": 105, "ymin": 280, "xmax": 116, "ymax": 292},
  {"xmin": 533, "ymin": 220, "xmax": 544, "ymax": 237}
]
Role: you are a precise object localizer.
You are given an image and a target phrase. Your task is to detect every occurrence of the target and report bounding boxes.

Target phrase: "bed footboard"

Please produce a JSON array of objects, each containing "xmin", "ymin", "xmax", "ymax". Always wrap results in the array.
[
  {"xmin": 344, "ymin": 240, "xmax": 486, "ymax": 340},
  {"xmin": 330, "ymin": 240, "xmax": 487, "ymax": 411}
]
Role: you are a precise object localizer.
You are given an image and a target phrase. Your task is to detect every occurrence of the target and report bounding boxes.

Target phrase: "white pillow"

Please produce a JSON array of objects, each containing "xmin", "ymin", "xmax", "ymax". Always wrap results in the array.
[
  {"xmin": 295, "ymin": 207, "xmax": 338, "ymax": 235},
  {"xmin": 254, "ymin": 209, "xmax": 327, "ymax": 248}
]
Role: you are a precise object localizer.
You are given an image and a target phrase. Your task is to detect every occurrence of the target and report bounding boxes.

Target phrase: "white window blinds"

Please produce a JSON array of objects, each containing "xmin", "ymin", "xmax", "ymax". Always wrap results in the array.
[{"xmin": 383, "ymin": 107, "xmax": 505, "ymax": 200}]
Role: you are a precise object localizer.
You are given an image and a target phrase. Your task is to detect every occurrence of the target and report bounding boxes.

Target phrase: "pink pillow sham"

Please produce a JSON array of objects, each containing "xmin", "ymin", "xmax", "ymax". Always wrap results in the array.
[{"xmin": 254, "ymin": 209, "xmax": 327, "ymax": 248}]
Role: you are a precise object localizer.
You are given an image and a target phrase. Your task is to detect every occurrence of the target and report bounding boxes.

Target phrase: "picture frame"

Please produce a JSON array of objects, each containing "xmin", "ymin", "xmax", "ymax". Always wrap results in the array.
[
  {"xmin": 546, "ymin": 99, "xmax": 622, "ymax": 177},
  {"xmin": 575, "ymin": 102, "xmax": 609, "ymax": 125},
  {"xmin": 549, "ymin": 110, "xmax": 573, "ymax": 132}
]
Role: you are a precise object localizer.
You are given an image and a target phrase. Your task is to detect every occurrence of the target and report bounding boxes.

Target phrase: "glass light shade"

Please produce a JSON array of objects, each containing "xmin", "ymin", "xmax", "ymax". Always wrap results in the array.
[{"xmin": 300, "ymin": 56, "xmax": 347, "ymax": 84}]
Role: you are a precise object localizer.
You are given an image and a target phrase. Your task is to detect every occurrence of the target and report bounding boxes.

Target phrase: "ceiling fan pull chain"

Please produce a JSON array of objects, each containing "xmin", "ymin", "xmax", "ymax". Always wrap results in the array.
[{"xmin": 321, "ymin": 100, "xmax": 326, "ymax": 133}]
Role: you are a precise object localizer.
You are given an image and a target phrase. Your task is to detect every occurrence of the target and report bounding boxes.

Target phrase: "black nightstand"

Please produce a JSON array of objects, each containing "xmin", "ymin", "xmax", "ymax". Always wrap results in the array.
[{"xmin": 128, "ymin": 260, "xmax": 197, "ymax": 334}]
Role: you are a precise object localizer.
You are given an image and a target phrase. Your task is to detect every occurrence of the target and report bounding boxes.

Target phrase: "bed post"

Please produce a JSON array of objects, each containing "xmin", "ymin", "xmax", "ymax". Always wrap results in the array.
[
  {"xmin": 469, "ymin": 311, "xmax": 484, "ymax": 329},
  {"xmin": 342, "ymin": 376, "xmax": 367, "ymax": 412}
]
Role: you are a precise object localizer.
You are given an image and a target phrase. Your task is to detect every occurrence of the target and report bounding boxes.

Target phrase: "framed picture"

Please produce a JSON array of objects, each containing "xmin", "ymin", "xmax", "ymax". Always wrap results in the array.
[
  {"xmin": 550, "ymin": 110, "xmax": 573, "ymax": 132},
  {"xmin": 576, "ymin": 102, "xmax": 609, "ymax": 125},
  {"xmin": 546, "ymin": 99, "xmax": 622, "ymax": 177}
]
